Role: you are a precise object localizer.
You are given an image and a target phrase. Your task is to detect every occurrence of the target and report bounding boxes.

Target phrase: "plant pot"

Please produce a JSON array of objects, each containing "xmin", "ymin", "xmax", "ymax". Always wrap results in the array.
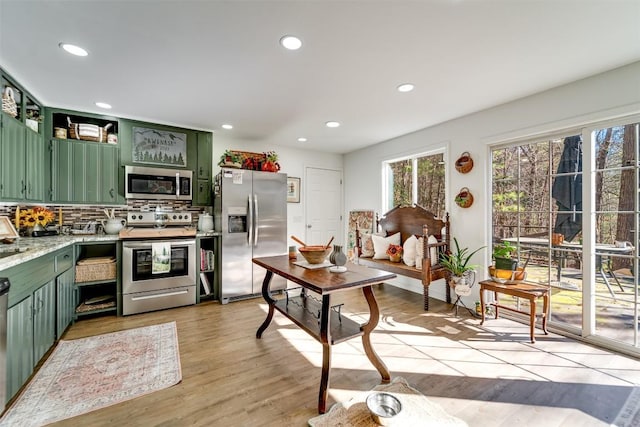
[
  {"xmin": 389, "ymin": 253, "xmax": 402, "ymax": 263},
  {"xmin": 494, "ymin": 257, "xmax": 518, "ymax": 270}
]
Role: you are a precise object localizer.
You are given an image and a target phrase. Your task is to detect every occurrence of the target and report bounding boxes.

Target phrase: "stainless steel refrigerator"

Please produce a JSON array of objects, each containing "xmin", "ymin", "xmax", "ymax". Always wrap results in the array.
[{"xmin": 214, "ymin": 168, "xmax": 287, "ymax": 303}]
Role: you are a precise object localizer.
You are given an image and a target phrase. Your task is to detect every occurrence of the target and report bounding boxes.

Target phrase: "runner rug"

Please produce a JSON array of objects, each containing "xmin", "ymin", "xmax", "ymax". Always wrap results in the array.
[
  {"xmin": 614, "ymin": 387, "xmax": 640, "ymax": 427},
  {"xmin": 0, "ymin": 321, "xmax": 181, "ymax": 427},
  {"xmin": 308, "ymin": 377, "xmax": 468, "ymax": 427}
]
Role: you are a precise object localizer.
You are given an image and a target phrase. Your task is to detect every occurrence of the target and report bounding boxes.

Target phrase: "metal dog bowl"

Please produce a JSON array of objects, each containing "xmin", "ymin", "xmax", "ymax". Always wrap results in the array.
[{"xmin": 366, "ymin": 392, "xmax": 402, "ymax": 425}]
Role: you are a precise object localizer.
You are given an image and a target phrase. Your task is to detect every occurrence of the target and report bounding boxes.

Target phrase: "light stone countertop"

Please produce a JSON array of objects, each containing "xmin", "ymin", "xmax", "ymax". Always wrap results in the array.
[{"xmin": 0, "ymin": 231, "xmax": 220, "ymax": 271}]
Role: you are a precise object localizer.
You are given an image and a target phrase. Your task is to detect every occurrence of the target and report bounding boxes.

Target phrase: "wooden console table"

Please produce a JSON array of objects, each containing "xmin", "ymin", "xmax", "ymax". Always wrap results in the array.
[
  {"xmin": 479, "ymin": 280, "xmax": 550, "ymax": 343},
  {"xmin": 253, "ymin": 255, "xmax": 396, "ymax": 413}
]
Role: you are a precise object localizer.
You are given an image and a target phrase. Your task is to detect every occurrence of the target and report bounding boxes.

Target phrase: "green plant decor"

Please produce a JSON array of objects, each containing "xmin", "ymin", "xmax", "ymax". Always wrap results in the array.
[
  {"xmin": 439, "ymin": 237, "xmax": 485, "ymax": 277},
  {"xmin": 492, "ymin": 241, "xmax": 517, "ymax": 260},
  {"xmin": 492, "ymin": 241, "xmax": 519, "ymax": 269}
]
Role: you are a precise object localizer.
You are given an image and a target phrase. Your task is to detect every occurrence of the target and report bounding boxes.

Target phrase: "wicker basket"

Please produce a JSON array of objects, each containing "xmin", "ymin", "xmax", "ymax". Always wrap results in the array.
[
  {"xmin": 2, "ymin": 87, "xmax": 17, "ymax": 118},
  {"xmin": 455, "ymin": 152, "xmax": 474, "ymax": 174},
  {"xmin": 75, "ymin": 256, "xmax": 117, "ymax": 283},
  {"xmin": 455, "ymin": 187, "xmax": 474, "ymax": 208},
  {"xmin": 67, "ymin": 116, "xmax": 113, "ymax": 142}
]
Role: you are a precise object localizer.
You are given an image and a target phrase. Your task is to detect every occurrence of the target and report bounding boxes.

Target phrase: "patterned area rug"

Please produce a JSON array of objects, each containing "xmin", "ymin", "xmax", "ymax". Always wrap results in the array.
[
  {"xmin": 614, "ymin": 387, "xmax": 640, "ymax": 427},
  {"xmin": 308, "ymin": 377, "xmax": 468, "ymax": 427},
  {"xmin": 0, "ymin": 322, "xmax": 181, "ymax": 427}
]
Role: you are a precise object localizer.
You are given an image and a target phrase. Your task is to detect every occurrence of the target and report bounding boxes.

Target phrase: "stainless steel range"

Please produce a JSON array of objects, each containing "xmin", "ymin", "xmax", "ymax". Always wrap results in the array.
[{"xmin": 121, "ymin": 209, "xmax": 197, "ymax": 315}]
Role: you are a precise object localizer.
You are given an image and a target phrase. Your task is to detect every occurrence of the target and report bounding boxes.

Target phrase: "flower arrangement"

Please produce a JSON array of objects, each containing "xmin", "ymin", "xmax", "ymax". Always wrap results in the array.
[
  {"xmin": 20, "ymin": 206, "xmax": 54, "ymax": 228},
  {"xmin": 262, "ymin": 151, "xmax": 281, "ymax": 172},
  {"xmin": 386, "ymin": 244, "xmax": 403, "ymax": 258}
]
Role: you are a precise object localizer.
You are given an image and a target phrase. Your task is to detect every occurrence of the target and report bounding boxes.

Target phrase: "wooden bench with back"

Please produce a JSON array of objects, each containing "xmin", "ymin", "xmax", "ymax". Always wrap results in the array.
[{"xmin": 355, "ymin": 205, "xmax": 451, "ymax": 310}]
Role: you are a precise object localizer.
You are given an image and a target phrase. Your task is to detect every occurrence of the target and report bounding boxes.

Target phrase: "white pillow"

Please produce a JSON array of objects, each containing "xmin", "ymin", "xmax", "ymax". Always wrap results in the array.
[
  {"xmin": 402, "ymin": 235, "xmax": 417, "ymax": 266},
  {"xmin": 428, "ymin": 235, "xmax": 438, "ymax": 266},
  {"xmin": 415, "ymin": 237, "xmax": 424, "ymax": 270},
  {"xmin": 372, "ymin": 232, "xmax": 401, "ymax": 260}
]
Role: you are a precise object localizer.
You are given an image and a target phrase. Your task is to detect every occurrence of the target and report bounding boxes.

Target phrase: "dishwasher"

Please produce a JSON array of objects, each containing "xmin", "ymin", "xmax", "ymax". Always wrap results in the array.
[{"xmin": 0, "ymin": 277, "xmax": 10, "ymax": 411}]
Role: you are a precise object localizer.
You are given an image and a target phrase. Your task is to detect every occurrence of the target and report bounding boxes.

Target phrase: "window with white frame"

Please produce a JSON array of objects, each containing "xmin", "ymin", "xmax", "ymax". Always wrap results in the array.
[{"xmin": 383, "ymin": 150, "xmax": 445, "ymax": 216}]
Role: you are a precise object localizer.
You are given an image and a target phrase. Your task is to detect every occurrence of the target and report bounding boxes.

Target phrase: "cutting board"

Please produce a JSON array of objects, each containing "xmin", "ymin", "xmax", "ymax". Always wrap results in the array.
[{"xmin": 118, "ymin": 227, "xmax": 197, "ymax": 239}]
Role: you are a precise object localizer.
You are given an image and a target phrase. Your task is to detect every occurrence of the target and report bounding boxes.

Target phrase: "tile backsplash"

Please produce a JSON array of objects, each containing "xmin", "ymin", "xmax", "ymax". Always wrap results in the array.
[{"xmin": 0, "ymin": 200, "xmax": 211, "ymax": 234}]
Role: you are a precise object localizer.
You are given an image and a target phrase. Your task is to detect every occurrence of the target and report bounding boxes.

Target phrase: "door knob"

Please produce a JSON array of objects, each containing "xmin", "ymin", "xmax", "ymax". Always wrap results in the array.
[{"xmin": 307, "ymin": 225, "xmax": 312, "ymax": 228}]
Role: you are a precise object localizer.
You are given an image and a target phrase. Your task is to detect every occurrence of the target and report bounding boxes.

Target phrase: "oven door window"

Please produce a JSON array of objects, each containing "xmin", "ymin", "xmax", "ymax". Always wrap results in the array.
[
  {"xmin": 128, "ymin": 173, "xmax": 177, "ymax": 196},
  {"xmin": 131, "ymin": 245, "xmax": 189, "ymax": 281}
]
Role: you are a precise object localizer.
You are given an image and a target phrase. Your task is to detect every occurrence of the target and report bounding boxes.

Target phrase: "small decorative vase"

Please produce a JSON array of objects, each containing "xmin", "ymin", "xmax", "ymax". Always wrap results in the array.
[
  {"xmin": 389, "ymin": 253, "xmax": 402, "ymax": 263},
  {"xmin": 329, "ymin": 245, "xmax": 347, "ymax": 267}
]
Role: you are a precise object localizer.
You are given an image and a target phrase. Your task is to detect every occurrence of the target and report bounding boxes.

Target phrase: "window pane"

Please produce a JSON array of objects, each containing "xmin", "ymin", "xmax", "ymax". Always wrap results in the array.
[
  {"xmin": 594, "ymin": 125, "xmax": 638, "ymax": 170},
  {"xmin": 416, "ymin": 153, "xmax": 444, "ymax": 216},
  {"xmin": 388, "ymin": 160, "xmax": 413, "ymax": 207}
]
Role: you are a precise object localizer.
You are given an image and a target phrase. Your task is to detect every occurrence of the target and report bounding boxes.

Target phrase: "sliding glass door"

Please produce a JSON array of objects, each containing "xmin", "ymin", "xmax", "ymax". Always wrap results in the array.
[{"xmin": 491, "ymin": 118, "xmax": 640, "ymax": 353}]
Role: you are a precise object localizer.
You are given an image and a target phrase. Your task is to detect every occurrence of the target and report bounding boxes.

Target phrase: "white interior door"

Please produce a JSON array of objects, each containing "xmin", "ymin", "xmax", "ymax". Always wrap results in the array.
[{"xmin": 305, "ymin": 167, "xmax": 343, "ymax": 246}]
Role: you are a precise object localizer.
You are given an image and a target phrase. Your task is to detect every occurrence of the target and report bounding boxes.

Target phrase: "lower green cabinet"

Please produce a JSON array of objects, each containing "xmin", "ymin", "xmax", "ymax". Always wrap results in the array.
[
  {"xmin": 56, "ymin": 267, "xmax": 76, "ymax": 338},
  {"xmin": 32, "ymin": 280, "xmax": 56, "ymax": 367},
  {"xmin": 6, "ymin": 295, "xmax": 34, "ymax": 401}
]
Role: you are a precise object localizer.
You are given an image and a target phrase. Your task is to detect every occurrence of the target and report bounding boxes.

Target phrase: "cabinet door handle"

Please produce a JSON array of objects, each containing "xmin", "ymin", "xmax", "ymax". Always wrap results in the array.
[
  {"xmin": 109, "ymin": 188, "xmax": 115, "ymax": 198},
  {"xmin": 199, "ymin": 166, "xmax": 203, "ymax": 175},
  {"xmin": 21, "ymin": 180, "xmax": 25, "ymax": 194}
]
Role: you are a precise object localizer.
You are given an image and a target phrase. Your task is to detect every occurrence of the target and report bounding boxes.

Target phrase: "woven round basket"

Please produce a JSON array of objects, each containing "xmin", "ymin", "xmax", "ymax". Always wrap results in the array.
[
  {"xmin": 455, "ymin": 152, "xmax": 474, "ymax": 174},
  {"xmin": 455, "ymin": 187, "xmax": 474, "ymax": 208}
]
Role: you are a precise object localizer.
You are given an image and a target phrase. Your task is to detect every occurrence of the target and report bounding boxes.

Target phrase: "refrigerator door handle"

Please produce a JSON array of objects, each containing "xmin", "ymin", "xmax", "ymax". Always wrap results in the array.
[
  {"xmin": 254, "ymin": 194, "xmax": 259, "ymax": 247},
  {"xmin": 247, "ymin": 194, "xmax": 253, "ymax": 246}
]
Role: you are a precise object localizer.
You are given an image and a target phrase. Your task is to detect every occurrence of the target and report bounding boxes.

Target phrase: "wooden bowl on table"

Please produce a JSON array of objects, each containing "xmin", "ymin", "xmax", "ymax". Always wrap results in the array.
[
  {"xmin": 489, "ymin": 266, "xmax": 526, "ymax": 283},
  {"xmin": 298, "ymin": 246, "xmax": 331, "ymax": 264}
]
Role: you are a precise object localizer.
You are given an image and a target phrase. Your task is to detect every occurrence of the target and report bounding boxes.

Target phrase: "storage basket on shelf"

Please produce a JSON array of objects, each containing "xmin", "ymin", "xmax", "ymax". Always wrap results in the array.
[
  {"xmin": 2, "ymin": 87, "xmax": 17, "ymax": 117},
  {"xmin": 75, "ymin": 256, "xmax": 117, "ymax": 283},
  {"xmin": 67, "ymin": 116, "xmax": 113, "ymax": 142}
]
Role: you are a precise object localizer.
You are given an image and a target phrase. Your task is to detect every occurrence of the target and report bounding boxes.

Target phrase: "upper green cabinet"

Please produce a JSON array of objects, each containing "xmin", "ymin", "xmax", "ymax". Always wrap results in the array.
[
  {"xmin": 1, "ymin": 114, "xmax": 44, "ymax": 201},
  {"xmin": 1, "ymin": 69, "xmax": 44, "ymax": 203},
  {"xmin": 197, "ymin": 131, "xmax": 212, "ymax": 179},
  {"xmin": 49, "ymin": 138, "xmax": 120, "ymax": 204}
]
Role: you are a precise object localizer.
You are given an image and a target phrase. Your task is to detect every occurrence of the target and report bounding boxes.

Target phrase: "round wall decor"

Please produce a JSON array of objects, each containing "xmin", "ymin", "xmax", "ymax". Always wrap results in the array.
[
  {"xmin": 455, "ymin": 152, "xmax": 474, "ymax": 174},
  {"xmin": 455, "ymin": 187, "xmax": 474, "ymax": 208}
]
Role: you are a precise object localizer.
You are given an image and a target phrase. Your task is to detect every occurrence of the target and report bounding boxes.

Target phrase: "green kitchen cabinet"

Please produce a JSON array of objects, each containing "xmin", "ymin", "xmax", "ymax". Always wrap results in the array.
[
  {"xmin": 0, "ymin": 114, "xmax": 26, "ymax": 199},
  {"xmin": 6, "ymin": 295, "xmax": 34, "ymax": 402},
  {"xmin": 197, "ymin": 131, "xmax": 212, "ymax": 179},
  {"xmin": 25, "ymin": 127, "xmax": 44, "ymax": 200},
  {"xmin": 49, "ymin": 138, "xmax": 74, "ymax": 202},
  {"xmin": 32, "ymin": 280, "xmax": 56, "ymax": 365},
  {"xmin": 56, "ymin": 267, "xmax": 75, "ymax": 338},
  {"xmin": 195, "ymin": 179, "xmax": 211, "ymax": 206},
  {"xmin": 6, "ymin": 280, "xmax": 55, "ymax": 402},
  {"xmin": 49, "ymin": 138, "xmax": 120, "ymax": 204},
  {"xmin": 0, "ymin": 114, "xmax": 42, "ymax": 201}
]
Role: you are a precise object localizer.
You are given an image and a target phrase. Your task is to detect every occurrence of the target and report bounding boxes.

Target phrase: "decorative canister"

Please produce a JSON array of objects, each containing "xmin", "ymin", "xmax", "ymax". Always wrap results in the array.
[
  {"xmin": 107, "ymin": 133, "xmax": 118, "ymax": 144},
  {"xmin": 54, "ymin": 127, "xmax": 67, "ymax": 139},
  {"xmin": 198, "ymin": 213, "xmax": 214, "ymax": 232}
]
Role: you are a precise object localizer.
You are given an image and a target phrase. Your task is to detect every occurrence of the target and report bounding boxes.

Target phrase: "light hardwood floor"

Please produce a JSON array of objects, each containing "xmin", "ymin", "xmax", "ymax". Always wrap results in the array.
[{"xmin": 19, "ymin": 284, "xmax": 640, "ymax": 426}]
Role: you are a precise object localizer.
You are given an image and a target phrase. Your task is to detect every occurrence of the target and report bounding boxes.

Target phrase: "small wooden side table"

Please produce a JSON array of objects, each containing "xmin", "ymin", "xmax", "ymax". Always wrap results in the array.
[{"xmin": 479, "ymin": 280, "xmax": 550, "ymax": 343}]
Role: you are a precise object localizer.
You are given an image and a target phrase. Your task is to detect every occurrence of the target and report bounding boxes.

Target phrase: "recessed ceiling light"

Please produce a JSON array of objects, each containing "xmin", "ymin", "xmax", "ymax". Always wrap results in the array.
[
  {"xmin": 221, "ymin": 124, "xmax": 233, "ymax": 130},
  {"xmin": 297, "ymin": 137, "xmax": 307, "ymax": 142},
  {"xmin": 325, "ymin": 121, "xmax": 340, "ymax": 128},
  {"xmin": 59, "ymin": 42, "xmax": 88, "ymax": 57},
  {"xmin": 280, "ymin": 35, "xmax": 302, "ymax": 50},
  {"xmin": 95, "ymin": 102, "xmax": 112, "ymax": 109},
  {"xmin": 397, "ymin": 83, "xmax": 415, "ymax": 93}
]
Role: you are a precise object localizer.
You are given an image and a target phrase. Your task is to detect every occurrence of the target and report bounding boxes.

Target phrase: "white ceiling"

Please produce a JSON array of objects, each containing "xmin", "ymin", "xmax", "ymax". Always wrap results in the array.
[{"xmin": 1, "ymin": 1, "xmax": 639, "ymax": 154}]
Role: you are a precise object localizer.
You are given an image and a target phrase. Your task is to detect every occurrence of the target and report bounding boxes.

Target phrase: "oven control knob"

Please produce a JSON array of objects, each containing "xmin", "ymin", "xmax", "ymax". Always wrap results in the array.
[
  {"xmin": 138, "ymin": 215, "xmax": 143, "ymax": 220},
  {"xmin": 178, "ymin": 215, "xmax": 183, "ymax": 219},
  {"xmin": 172, "ymin": 215, "xmax": 177, "ymax": 220}
]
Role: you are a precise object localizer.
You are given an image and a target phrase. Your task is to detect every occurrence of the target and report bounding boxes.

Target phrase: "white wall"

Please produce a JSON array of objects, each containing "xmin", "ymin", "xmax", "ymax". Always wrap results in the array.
[
  {"xmin": 211, "ymin": 137, "xmax": 343, "ymax": 250},
  {"xmin": 344, "ymin": 61, "xmax": 640, "ymax": 304}
]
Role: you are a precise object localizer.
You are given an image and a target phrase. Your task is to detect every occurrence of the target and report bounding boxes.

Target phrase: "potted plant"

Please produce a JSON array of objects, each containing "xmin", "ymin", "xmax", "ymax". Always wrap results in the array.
[
  {"xmin": 439, "ymin": 237, "xmax": 485, "ymax": 288},
  {"xmin": 492, "ymin": 241, "xmax": 518, "ymax": 270},
  {"xmin": 262, "ymin": 151, "xmax": 281, "ymax": 172},
  {"xmin": 219, "ymin": 150, "xmax": 241, "ymax": 167}
]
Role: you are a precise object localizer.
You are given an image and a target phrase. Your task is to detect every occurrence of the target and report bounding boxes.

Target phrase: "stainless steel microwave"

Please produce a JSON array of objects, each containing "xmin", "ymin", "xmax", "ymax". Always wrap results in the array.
[{"xmin": 125, "ymin": 165, "xmax": 192, "ymax": 200}]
